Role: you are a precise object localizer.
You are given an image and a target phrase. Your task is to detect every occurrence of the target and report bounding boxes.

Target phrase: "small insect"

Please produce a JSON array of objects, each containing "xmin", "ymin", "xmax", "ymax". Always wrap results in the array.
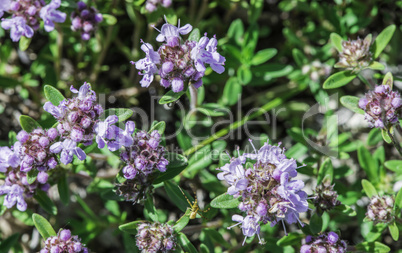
[{"xmin": 178, "ymin": 186, "xmax": 210, "ymax": 220}]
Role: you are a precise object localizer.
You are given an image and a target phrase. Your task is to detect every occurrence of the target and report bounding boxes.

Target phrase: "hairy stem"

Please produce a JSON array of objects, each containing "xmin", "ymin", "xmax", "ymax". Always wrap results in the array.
[{"xmin": 388, "ymin": 128, "xmax": 402, "ymax": 156}]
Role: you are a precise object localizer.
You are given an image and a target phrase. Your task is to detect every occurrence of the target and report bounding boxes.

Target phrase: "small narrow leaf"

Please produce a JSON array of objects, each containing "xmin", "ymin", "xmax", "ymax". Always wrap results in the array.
[
  {"xmin": 102, "ymin": 14, "xmax": 117, "ymax": 25},
  {"xmin": 361, "ymin": 179, "xmax": 378, "ymax": 198},
  {"xmin": 44, "ymin": 85, "xmax": 66, "ymax": 106},
  {"xmin": 144, "ymin": 194, "xmax": 158, "ymax": 222},
  {"xmin": 367, "ymin": 61, "xmax": 385, "ymax": 71},
  {"xmin": 210, "ymin": 193, "xmax": 240, "ymax": 209},
  {"xmin": 179, "ymin": 233, "xmax": 198, "ymax": 253},
  {"xmin": 0, "ymin": 233, "xmax": 20, "ymax": 253},
  {"xmin": 330, "ymin": 33, "xmax": 343, "ymax": 52},
  {"xmin": 323, "ymin": 71, "xmax": 356, "ymax": 89},
  {"xmin": 32, "ymin": 213, "xmax": 56, "ymax": 239},
  {"xmin": 358, "ymin": 146, "xmax": 378, "ymax": 182},
  {"xmin": 251, "ymin": 48, "xmax": 277, "ymax": 65},
  {"xmin": 340, "ymin": 96, "xmax": 365, "ymax": 114},
  {"xmin": 34, "ymin": 190, "xmax": 58, "ymax": 215},
  {"xmin": 395, "ymin": 189, "xmax": 402, "ymax": 210},
  {"xmin": 100, "ymin": 108, "xmax": 133, "ymax": 122},
  {"xmin": 332, "ymin": 204, "xmax": 357, "ymax": 216},
  {"xmin": 222, "ymin": 77, "xmax": 242, "ymax": 106},
  {"xmin": 19, "ymin": 36, "xmax": 31, "ymax": 51},
  {"xmin": 355, "ymin": 241, "xmax": 390, "ymax": 252},
  {"xmin": 373, "ymin": 25, "xmax": 396, "ymax": 59},
  {"xmin": 188, "ymin": 28, "xmax": 200, "ymax": 42},
  {"xmin": 381, "ymin": 128, "xmax": 392, "ymax": 144},
  {"xmin": 384, "ymin": 160, "xmax": 402, "ymax": 172},
  {"xmin": 173, "ymin": 216, "xmax": 189, "ymax": 232},
  {"xmin": 317, "ymin": 158, "xmax": 333, "ymax": 185},
  {"xmin": 148, "ymin": 121, "xmax": 166, "ymax": 135},
  {"xmin": 119, "ymin": 220, "xmax": 143, "ymax": 235},
  {"xmin": 292, "ymin": 48, "xmax": 307, "ymax": 66},
  {"xmin": 276, "ymin": 232, "xmax": 304, "ymax": 246},
  {"xmin": 389, "ymin": 221, "xmax": 399, "ymax": 241},
  {"xmin": 57, "ymin": 175, "xmax": 70, "ymax": 205},
  {"xmin": 164, "ymin": 181, "xmax": 193, "ymax": 212},
  {"xmin": 153, "ymin": 153, "xmax": 188, "ymax": 184},
  {"xmin": 19, "ymin": 115, "xmax": 41, "ymax": 133},
  {"xmin": 27, "ymin": 170, "xmax": 38, "ymax": 185},
  {"xmin": 159, "ymin": 90, "xmax": 186, "ymax": 105},
  {"xmin": 309, "ymin": 213, "xmax": 323, "ymax": 234},
  {"xmin": 237, "ymin": 65, "xmax": 252, "ymax": 85},
  {"xmin": 382, "ymin": 72, "xmax": 393, "ymax": 89}
]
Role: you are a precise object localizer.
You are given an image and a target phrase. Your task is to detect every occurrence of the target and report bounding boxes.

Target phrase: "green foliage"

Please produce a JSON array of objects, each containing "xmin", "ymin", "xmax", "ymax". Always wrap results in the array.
[{"xmin": 32, "ymin": 213, "xmax": 56, "ymax": 239}]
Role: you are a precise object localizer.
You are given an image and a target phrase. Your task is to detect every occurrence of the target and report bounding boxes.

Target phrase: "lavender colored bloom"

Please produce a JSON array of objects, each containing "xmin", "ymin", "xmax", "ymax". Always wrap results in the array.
[
  {"xmin": 39, "ymin": 0, "xmax": 66, "ymax": 32},
  {"xmin": 134, "ymin": 43, "xmax": 161, "ymax": 88},
  {"xmin": 191, "ymin": 34, "xmax": 226, "ymax": 74},
  {"xmin": 155, "ymin": 17, "xmax": 192, "ymax": 47},
  {"xmin": 0, "ymin": 0, "xmax": 12, "ymax": 18},
  {"xmin": 359, "ymin": 84, "xmax": 402, "ymax": 129},
  {"xmin": 95, "ymin": 116, "xmax": 135, "ymax": 151},
  {"xmin": 1, "ymin": 16, "xmax": 34, "ymax": 42},
  {"xmin": 1, "ymin": 184, "xmax": 27, "ymax": 211},
  {"xmin": 218, "ymin": 140, "xmax": 308, "ymax": 244},
  {"xmin": 301, "ymin": 232, "xmax": 347, "ymax": 253},
  {"xmin": 40, "ymin": 229, "xmax": 89, "ymax": 253},
  {"xmin": 50, "ymin": 139, "xmax": 86, "ymax": 165},
  {"xmin": 70, "ymin": 1, "xmax": 102, "ymax": 40},
  {"xmin": 145, "ymin": 0, "xmax": 172, "ymax": 13},
  {"xmin": 136, "ymin": 222, "xmax": 177, "ymax": 252},
  {"xmin": 335, "ymin": 35, "xmax": 372, "ymax": 72},
  {"xmin": 0, "ymin": 146, "xmax": 20, "ymax": 172}
]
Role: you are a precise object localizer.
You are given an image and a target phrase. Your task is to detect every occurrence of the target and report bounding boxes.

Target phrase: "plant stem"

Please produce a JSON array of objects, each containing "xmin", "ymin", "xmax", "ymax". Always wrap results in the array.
[
  {"xmin": 183, "ymin": 83, "xmax": 307, "ymax": 156},
  {"xmin": 189, "ymin": 84, "xmax": 198, "ymax": 110},
  {"xmin": 388, "ymin": 128, "xmax": 402, "ymax": 156}
]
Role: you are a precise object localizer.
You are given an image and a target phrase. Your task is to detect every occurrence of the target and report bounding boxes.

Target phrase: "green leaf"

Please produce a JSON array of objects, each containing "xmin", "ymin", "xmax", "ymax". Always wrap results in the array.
[
  {"xmin": 100, "ymin": 108, "xmax": 133, "ymax": 122},
  {"xmin": 0, "ymin": 233, "xmax": 20, "ymax": 253},
  {"xmin": 153, "ymin": 153, "xmax": 188, "ymax": 184},
  {"xmin": 227, "ymin": 19, "xmax": 244, "ymax": 45},
  {"xmin": 32, "ymin": 213, "xmax": 56, "ymax": 239},
  {"xmin": 188, "ymin": 28, "xmax": 200, "ymax": 42},
  {"xmin": 27, "ymin": 170, "xmax": 38, "ymax": 185},
  {"xmin": 292, "ymin": 48, "xmax": 307, "ymax": 66},
  {"xmin": 237, "ymin": 65, "xmax": 252, "ymax": 85},
  {"xmin": 381, "ymin": 128, "xmax": 392, "ymax": 144},
  {"xmin": 144, "ymin": 194, "xmax": 158, "ymax": 222},
  {"xmin": 19, "ymin": 36, "xmax": 31, "ymax": 51},
  {"xmin": 373, "ymin": 25, "xmax": 396, "ymax": 59},
  {"xmin": 119, "ymin": 220, "xmax": 143, "ymax": 235},
  {"xmin": 0, "ymin": 75, "xmax": 21, "ymax": 88},
  {"xmin": 251, "ymin": 48, "xmax": 277, "ymax": 65},
  {"xmin": 384, "ymin": 160, "xmax": 402, "ymax": 172},
  {"xmin": 395, "ymin": 189, "xmax": 402, "ymax": 210},
  {"xmin": 330, "ymin": 33, "xmax": 343, "ymax": 52},
  {"xmin": 159, "ymin": 90, "xmax": 186, "ymax": 105},
  {"xmin": 331, "ymin": 204, "xmax": 357, "ymax": 216},
  {"xmin": 148, "ymin": 121, "xmax": 166, "ymax": 135},
  {"xmin": 355, "ymin": 241, "xmax": 390, "ymax": 253},
  {"xmin": 340, "ymin": 96, "xmax": 364, "ymax": 114},
  {"xmin": 389, "ymin": 221, "xmax": 399, "ymax": 241},
  {"xmin": 367, "ymin": 128, "xmax": 382, "ymax": 146},
  {"xmin": 164, "ymin": 181, "xmax": 193, "ymax": 212},
  {"xmin": 198, "ymin": 103, "xmax": 228, "ymax": 117},
  {"xmin": 323, "ymin": 71, "xmax": 356, "ymax": 89},
  {"xmin": 183, "ymin": 145, "xmax": 212, "ymax": 179},
  {"xmin": 368, "ymin": 61, "xmax": 385, "ymax": 71},
  {"xmin": 222, "ymin": 77, "xmax": 242, "ymax": 106},
  {"xmin": 309, "ymin": 213, "xmax": 323, "ymax": 234},
  {"xmin": 361, "ymin": 179, "xmax": 378, "ymax": 198},
  {"xmin": 173, "ymin": 215, "xmax": 189, "ymax": 232},
  {"xmin": 276, "ymin": 232, "xmax": 304, "ymax": 246},
  {"xmin": 34, "ymin": 190, "xmax": 58, "ymax": 215},
  {"xmin": 317, "ymin": 158, "xmax": 333, "ymax": 185},
  {"xmin": 19, "ymin": 115, "xmax": 41, "ymax": 133},
  {"xmin": 210, "ymin": 193, "xmax": 240, "ymax": 209},
  {"xmin": 203, "ymin": 228, "xmax": 231, "ymax": 248},
  {"xmin": 102, "ymin": 14, "xmax": 117, "ymax": 25},
  {"xmin": 58, "ymin": 175, "xmax": 69, "ymax": 205},
  {"xmin": 179, "ymin": 233, "xmax": 198, "ymax": 253},
  {"xmin": 358, "ymin": 146, "xmax": 378, "ymax": 182},
  {"xmin": 44, "ymin": 85, "xmax": 66, "ymax": 106},
  {"xmin": 382, "ymin": 72, "xmax": 393, "ymax": 89}
]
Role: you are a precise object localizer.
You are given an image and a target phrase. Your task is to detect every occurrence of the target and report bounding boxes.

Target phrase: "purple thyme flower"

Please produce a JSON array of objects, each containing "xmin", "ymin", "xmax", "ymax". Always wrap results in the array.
[
  {"xmin": 300, "ymin": 232, "xmax": 347, "ymax": 253},
  {"xmin": 334, "ymin": 35, "xmax": 372, "ymax": 72},
  {"xmin": 50, "ymin": 139, "xmax": 86, "ymax": 165},
  {"xmin": 136, "ymin": 222, "xmax": 177, "ymax": 253},
  {"xmin": 95, "ymin": 115, "xmax": 135, "ymax": 151},
  {"xmin": 70, "ymin": 1, "xmax": 103, "ymax": 40},
  {"xmin": 145, "ymin": 0, "xmax": 172, "ymax": 13},
  {"xmin": 219, "ymin": 140, "xmax": 308, "ymax": 244},
  {"xmin": 1, "ymin": 184, "xmax": 27, "ymax": 211},
  {"xmin": 0, "ymin": 146, "xmax": 20, "ymax": 172},
  {"xmin": 229, "ymin": 214, "xmax": 261, "ymax": 245},
  {"xmin": 39, "ymin": 0, "xmax": 66, "ymax": 32},
  {"xmin": 359, "ymin": 84, "xmax": 402, "ymax": 129},
  {"xmin": 0, "ymin": 0, "xmax": 12, "ymax": 18},
  {"xmin": 40, "ymin": 229, "xmax": 89, "ymax": 253},
  {"xmin": 1, "ymin": 16, "xmax": 34, "ymax": 42},
  {"xmin": 132, "ymin": 17, "xmax": 225, "ymax": 92},
  {"xmin": 366, "ymin": 195, "xmax": 395, "ymax": 224},
  {"xmin": 116, "ymin": 130, "xmax": 168, "ymax": 203}
]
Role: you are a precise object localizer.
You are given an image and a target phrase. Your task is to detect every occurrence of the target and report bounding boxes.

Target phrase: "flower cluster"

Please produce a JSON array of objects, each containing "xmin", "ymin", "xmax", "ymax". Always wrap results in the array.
[
  {"xmin": 300, "ymin": 232, "xmax": 347, "ymax": 253},
  {"xmin": 0, "ymin": 0, "xmax": 66, "ymax": 42},
  {"xmin": 366, "ymin": 195, "xmax": 395, "ymax": 224},
  {"xmin": 40, "ymin": 229, "xmax": 89, "ymax": 253},
  {"xmin": 313, "ymin": 179, "xmax": 341, "ymax": 213},
  {"xmin": 115, "ymin": 130, "xmax": 168, "ymax": 203},
  {"xmin": 0, "ymin": 128, "xmax": 58, "ymax": 212},
  {"xmin": 136, "ymin": 222, "xmax": 176, "ymax": 253},
  {"xmin": 70, "ymin": 1, "xmax": 103, "ymax": 40},
  {"xmin": 45, "ymin": 82, "xmax": 104, "ymax": 164},
  {"xmin": 218, "ymin": 141, "xmax": 308, "ymax": 244},
  {"xmin": 359, "ymin": 85, "xmax": 402, "ymax": 129},
  {"xmin": 132, "ymin": 17, "xmax": 225, "ymax": 92},
  {"xmin": 145, "ymin": 0, "xmax": 172, "ymax": 13},
  {"xmin": 334, "ymin": 35, "xmax": 372, "ymax": 72}
]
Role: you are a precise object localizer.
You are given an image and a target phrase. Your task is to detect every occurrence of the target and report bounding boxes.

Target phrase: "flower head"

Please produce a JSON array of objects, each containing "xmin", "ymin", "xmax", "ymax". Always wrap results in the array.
[
  {"xmin": 145, "ymin": 0, "xmax": 172, "ymax": 13},
  {"xmin": 300, "ymin": 232, "xmax": 347, "ymax": 253},
  {"xmin": 39, "ymin": 0, "xmax": 66, "ymax": 32},
  {"xmin": 155, "ymin": 16, "xmax": 192, "ymax": 47},
  {"xmin": 359, "ymin": 84, "xmax": 402, "ymax": 129},
  {"xmin": 335, "ymin": 35, "xmax": 372, "ymax": 72},
  {"xmin": 134, "ymin": 43, "xmax": 161, "ymax": 88},
  {"xmin": 136, "ymin": 222, "xmax": 177, "ymax": 253},
  {"xmin": 40, "ymin": 229, "xmax": 89, "ymax": 253},
  {"xmin": 366, "ymin": 195, "xmax": 395, "ymax": 224},
  {"xmin": 70, "ymin": 1, "xmax": 103, "ymax": 40},
  {"xmin": 313, "ymin": 178, "xmax": 341, "ymax": 213},
  {"xmin": 1, "ymin": 16, "xmax": 34, "ymax": 42}
]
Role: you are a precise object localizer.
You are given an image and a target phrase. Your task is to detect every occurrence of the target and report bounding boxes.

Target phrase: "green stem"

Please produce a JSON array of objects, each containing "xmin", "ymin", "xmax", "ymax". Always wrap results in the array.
[
  {"xmin": 183, "ymin": 84, "xmax": 306, "ymax": 156},
  {"xmin": 188, "ymin": 84, "xmax": 198, "ymax": 110},
  {"xmin": 357, "ymin": 73, "xmax": 372, "ymax": 89},
  {"xmin": 388, "ymin": 128, "xmax": 402, "ymax": 156}
]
